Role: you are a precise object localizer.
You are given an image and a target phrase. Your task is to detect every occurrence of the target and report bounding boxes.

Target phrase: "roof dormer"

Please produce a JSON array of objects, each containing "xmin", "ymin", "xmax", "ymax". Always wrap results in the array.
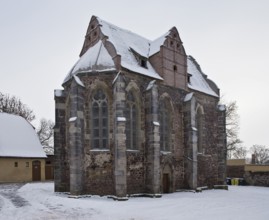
[{"xmin": 130, "ymin": 47, "xmax": 148, "ymax": 68}]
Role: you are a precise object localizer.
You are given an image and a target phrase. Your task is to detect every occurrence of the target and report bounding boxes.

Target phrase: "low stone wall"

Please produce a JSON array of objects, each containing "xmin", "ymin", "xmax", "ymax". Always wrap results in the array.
[{"xmin": 244, "ymin": 171, "xmax": 269, "ymax": 187}]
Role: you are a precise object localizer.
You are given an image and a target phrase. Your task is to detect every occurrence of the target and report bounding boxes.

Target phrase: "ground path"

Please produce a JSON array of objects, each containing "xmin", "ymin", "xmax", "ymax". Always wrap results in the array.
[
  {"xmin": 0, "ymin": 183, "xmax": 29, "ymax": 211},
  {"xmin": 0, "ymin": 182, "xmax": 269, "ymax": 220}
]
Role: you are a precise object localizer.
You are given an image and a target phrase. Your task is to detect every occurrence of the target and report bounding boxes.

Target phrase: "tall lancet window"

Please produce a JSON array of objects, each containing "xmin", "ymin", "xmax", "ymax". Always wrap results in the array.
[
  {"xmin": 92, "ymin": 89, "xmax": 108, "ymax": 149},
  {"xmin": 126, "ymin": 91, "xmax": 137, "ymax": 150},
  {"xmin": 160, "ymin": 100, "xmax": 171, "ymax": 151}
]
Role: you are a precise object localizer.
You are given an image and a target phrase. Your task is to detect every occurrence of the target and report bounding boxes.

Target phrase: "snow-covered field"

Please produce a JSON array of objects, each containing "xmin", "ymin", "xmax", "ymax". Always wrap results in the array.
[{"xmin": 0, "ymin": 182, "xmax": 269, "ymax": 220}]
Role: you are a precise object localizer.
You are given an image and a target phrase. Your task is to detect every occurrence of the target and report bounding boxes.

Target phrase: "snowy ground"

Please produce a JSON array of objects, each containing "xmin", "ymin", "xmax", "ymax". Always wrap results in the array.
[{"xmin": 0, "ymin": 182, "xmax": 269, "ymax": 220}]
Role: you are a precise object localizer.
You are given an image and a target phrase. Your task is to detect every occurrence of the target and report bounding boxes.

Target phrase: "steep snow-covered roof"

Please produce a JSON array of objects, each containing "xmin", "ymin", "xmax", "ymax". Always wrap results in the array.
[
  {"xmin": 63, "ymin": 16, "xmax": 219, "ymax": 98},
  {"xmin": 0, "ymin": 113, "xmax": 47, "ymax": 158},
  {"xmin": 64, "ymin": 17, "xmax": 164, "ymax": 84},
  {"xmin": 97, "ymin": 17, "xmax": 163, "ymax": 80},
  {"xmin": 187, "ymin": 56, "xmax": 218, "ymax": 97},
  {"xmin": 148, "ymin": 32, "xmax": 169, "ymax": 56},
  {"xmin": 64, "ymin": 40, "xmax": 116, "ymax": 83}
]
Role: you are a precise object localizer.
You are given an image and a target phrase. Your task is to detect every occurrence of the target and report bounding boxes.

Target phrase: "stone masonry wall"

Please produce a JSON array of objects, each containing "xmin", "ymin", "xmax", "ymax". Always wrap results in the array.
[
  {"xmin": 56, "ymin": 68, "xmax": 225, "ymax": 195},
  {"xmin": 77, "ymin": 72, "xmax": 152, "ymax": 195},
  {"xmin": 244, "ymin": 172, "xmax": 269, "ymax": 187},
  {"xmin": 158, "ymin": 85, "xmax": 186, "ymax": 190},
  {"xmin": 54, "ymin": 92, "xmax": 70, "ymax": 192},
  {"xmin": 191, "ymin": 91, "xmax": 224, "ymax": 187},
  {"xmin": 84, "ymin": 152, "xmax": 114, "ymax": 195},
  {"xmin": 127, "ymin": 151, "xmax": 145, "ymax": 194}
]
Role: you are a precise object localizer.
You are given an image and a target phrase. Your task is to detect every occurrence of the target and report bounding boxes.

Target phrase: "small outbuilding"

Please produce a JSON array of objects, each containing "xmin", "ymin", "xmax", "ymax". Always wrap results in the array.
[
  {"xmin": 227, "ymin": 158, "xmax": 269, "ymax": 186},
  {"xmin": 0, "ymin": 113, "xmax": 47, "ymax": 182}
]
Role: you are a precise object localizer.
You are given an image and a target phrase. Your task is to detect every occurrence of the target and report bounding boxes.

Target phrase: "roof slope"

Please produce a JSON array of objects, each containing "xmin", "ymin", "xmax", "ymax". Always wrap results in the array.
[
  {"xmin": 148, "ymin": 31, "xmax": 169, "ymax": 56},
  {"xmin": 64, "ymin": 40, "xmax": 116, "ymax": 83},
  {"xmin": 63, "ymin": 16, "xmax": 219, "ymax": 98},
  {"xmin": 0, "ymin": 113, "xmax": 46, "ymax": 158},
  {"xmin": 187, "ymin": 56, "xmax": 218, "ymax": 97},
  {"xmin": 97, "ymin": 17, "xmax": 163, "ymax": 80},
  {"xmin": 64, "ymin": 17, "xmax": 164, "ymax": 83}
]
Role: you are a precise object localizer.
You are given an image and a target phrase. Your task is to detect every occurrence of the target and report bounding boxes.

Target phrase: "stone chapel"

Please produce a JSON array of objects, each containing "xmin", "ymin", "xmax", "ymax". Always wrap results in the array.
[{"xmin": 54, "ymin": 15, "xmax": 227, "ymax": 199}]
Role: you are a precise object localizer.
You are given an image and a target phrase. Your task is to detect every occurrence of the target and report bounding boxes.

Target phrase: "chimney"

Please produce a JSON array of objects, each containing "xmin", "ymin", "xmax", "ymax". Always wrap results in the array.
[{"xmin": 251, "ymin": 154, "xmax": 256, "ymax": 164}]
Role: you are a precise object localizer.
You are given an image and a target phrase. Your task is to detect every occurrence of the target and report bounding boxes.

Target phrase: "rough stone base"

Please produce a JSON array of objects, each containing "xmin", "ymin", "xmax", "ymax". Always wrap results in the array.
[{"xmin": 213, "ymin": 185, "xmax": 228, "ymax": 190}]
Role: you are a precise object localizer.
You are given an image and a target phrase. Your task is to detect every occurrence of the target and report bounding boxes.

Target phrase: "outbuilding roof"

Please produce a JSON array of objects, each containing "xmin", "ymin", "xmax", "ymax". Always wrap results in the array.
[{"xmin": 0, "ymin": 113, "xmax": 47, "ymax": 158}]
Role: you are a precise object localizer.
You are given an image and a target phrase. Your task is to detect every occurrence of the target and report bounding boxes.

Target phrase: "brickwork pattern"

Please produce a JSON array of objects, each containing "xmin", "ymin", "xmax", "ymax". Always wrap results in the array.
[{"xmin": 84, "ymin": 152, "xmax": 114, "ymax": 195}]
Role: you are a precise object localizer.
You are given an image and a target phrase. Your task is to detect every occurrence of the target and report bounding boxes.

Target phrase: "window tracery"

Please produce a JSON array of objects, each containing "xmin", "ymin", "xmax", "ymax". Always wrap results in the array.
[{"xmin": 91, "ymin": 89, "xmax": 108, "ymax": 149}]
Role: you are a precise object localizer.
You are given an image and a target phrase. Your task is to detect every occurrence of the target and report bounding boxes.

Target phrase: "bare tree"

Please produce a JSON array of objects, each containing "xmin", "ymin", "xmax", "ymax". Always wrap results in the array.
[
  {"xmin": 250, "ymin": 145, "xmax": 269, "ymax": 164},
  {"xmin": 0, "ymin": 92, "xmax": 35, "ymax": 122},
  {"xmin": 225, "ymin": 100, "xmax": 243, "ymax": 158},
  {"xmin": 36, "ymin": 118, "xmax": 54, "ymax": 148},
  {"xmin": 231, "ymin": 146, "xmax": 247, "ymax": 159}
]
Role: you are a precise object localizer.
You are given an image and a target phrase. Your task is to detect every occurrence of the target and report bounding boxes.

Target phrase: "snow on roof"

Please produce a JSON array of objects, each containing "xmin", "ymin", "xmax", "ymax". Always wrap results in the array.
[
  {"xmin": 146, "ymin": 80, "xmax": 156, "ymax": 91},
  {"xmin": 0, "ymin": 113, "xmax": 46, "ymax": 158},
  {"xmin": 73, "ymin": 75, "xmax": 85, "ymax": 87},
  {"xmin": 148, "ymin": 32, "xmax": 169, "ymax": 56},
  {"xmin": 64, "ymin": 16, "xmax": 219, "ymax": 95},
  {"xmin": 69, "ymin": 117, "xmax": 77, "ymax": 122},
  {"xmin": 184, "ymin": 92, "xmax": 194, "ymax": 102},
  {"xmin": 117, "ymin": 117, "xmax": 126, "ymax": 122},
  {"xmin": 54, "ymin": 89, "xmax": 64, "ymax": 97},
  {"xmin": 97, "ymin": 17, "xmax": 163, "ymax": 80},
  {"xmin": 112, "ymin": 71, "xmax": 121, "ymax": 85},
  {"xmin": 64, "ymin": 40, "xmax": 116, "ymax": 83},
  {"xmin": 187, "ymin": 56, "xmax": 218, "ymax": 97},
  {"xmin": 218, "ymin": 104, "xmax": 226, "ymax": 111},
  {"xmin": 63, "ymin": 17, "xmax": 176, "ymax": 83}
]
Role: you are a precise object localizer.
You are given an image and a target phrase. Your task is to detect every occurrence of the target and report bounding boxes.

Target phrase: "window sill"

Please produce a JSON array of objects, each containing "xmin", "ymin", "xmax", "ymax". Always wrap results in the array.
[{"xmin": 90, "ymin": 149, "xmax": 110, "ymax": 152}]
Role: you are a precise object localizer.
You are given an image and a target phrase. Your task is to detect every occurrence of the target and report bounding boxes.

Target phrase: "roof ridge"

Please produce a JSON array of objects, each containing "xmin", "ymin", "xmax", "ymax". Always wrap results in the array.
[{"xmin": 97, "ymin": 17, "xmax": 151, "ymax": 42}]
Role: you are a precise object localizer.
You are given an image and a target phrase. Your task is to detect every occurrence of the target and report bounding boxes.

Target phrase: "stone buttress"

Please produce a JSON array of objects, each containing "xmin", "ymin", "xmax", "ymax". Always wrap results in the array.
[
  {"xmin": 54, "ymin": 89, "xmax": 68, "ymax": 192},
  {"xmin": 113, "ymin": 74, "xmax": 127, "ymax": 199},
  {"xmin": 183, "ymin": 93, "xmax": 198, "ymax": 189},
  {"xmin": 217, "ymin": 105, "xmax": 227, "ymax": 184},
  {"xmin": 145, "ymin": 82, "xmax": 161, "ymax": 194},
  {"xmin": 68, "ymin": 78, "xmax": 85, "ymax": 196}
]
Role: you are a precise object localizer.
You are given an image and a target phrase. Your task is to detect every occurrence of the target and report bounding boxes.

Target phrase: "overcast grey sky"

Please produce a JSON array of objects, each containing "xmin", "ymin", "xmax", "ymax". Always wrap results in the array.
[{"xmin": 0, "ymin": 0, "xmax": 268, "ymax": 149}]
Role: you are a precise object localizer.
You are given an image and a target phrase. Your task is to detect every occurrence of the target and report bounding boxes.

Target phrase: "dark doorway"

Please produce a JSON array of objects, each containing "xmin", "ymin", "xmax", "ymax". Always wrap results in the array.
[
  {"xmin": 163, "ymin": 174, "xmax": 170, "ymax": 193},
  {"xmin": 45, "ymin": 163, "xmax": 54, "ymax": 180},
  {"xmin": 32, "ymin": 160, "xmax": 41, "ymax": 181}
]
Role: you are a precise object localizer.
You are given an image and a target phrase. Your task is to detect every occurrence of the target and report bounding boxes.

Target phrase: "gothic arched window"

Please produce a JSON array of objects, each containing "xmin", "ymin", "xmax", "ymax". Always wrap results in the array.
[
  {"xmin": 160, "ymin": 99, "xmax": 171, "ymax": 151},
  {"xmin": 126, "ymin": 91, "xmax": 137, "ymax": 150},
  {"xmin": 92, "ymin": 89, "xmax": 108, "ymax": 149}
]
